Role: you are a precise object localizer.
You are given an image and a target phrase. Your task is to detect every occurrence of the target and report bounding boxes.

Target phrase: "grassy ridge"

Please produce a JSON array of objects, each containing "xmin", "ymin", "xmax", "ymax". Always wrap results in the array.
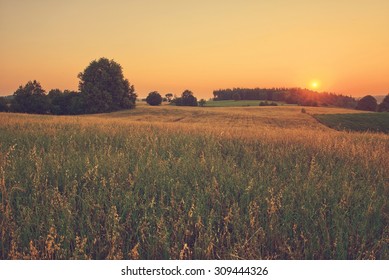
[
  {"xmin": 314, "ymin": 113, "xmax": 389, "ymax": 133},
  {"xmin": 0, "ymin": 110, "xmax": 388, "ymax": 259}
]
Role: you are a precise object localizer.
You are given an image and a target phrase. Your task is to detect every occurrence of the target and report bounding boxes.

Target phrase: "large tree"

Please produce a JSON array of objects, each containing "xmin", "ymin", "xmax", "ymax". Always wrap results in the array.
[
  {"xmin": 11, "ymin": 80, "xmax": 50, "ymax": 114},
  {"xmin": 356, "ymin": 95, "xmax": 377, "ymax": 111},
  {"xmin": 78, "ymin": 58, "xmax": 136, "ymax": 113}
]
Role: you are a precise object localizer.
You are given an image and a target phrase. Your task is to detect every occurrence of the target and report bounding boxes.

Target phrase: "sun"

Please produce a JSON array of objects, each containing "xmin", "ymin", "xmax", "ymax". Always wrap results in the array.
[{"xmin": 310, "ymin": 80, "xmax": 320, "ymax": 90}]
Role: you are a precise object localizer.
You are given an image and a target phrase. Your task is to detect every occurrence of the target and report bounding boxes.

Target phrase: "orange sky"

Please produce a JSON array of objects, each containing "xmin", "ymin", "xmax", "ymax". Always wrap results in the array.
[{"xmin": 1, "ymin": 0, "xmax": 388, "ymax": 98}]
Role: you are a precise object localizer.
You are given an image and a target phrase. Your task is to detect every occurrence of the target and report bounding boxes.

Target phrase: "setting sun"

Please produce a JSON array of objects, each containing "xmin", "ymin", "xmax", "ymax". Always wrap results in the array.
[{"xmin": 311, "ymin": 81, "xmax": 320, "ymax": 90}]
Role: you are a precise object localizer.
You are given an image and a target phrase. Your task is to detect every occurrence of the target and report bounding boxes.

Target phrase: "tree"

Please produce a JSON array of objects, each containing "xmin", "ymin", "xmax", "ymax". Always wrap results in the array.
[
  {"xmin": 146, "ymin": 91, "xmax": 163, "ymax": 106},
  {"xmin": 165, "ymin": 93, "xmax": 173, "ymax": 102},
  {"xmin": 198, "ymin": 99, "xmax": 206, "ymax": 107},
  {"xmin": 378, "ymin": 94, "xmax": 389, "ymax": 112},
  {"xmin": 0, "ymin": 97, "xmax": 9, "ymax": 112},
  {"xmin": 48, "ymin": 89, "xmax": 82, "ymax": 115},
  {"xmin": 78, "ymin": 58, "xmax": 136, "ymax": 113},
  {"xmin": 356, "ymin": 95, "xmax": 377, "ymax": 111},
  {"xmin": 11, "ymin": 80, "xmax": 50, "ymax": 114},
  {"xmin": 174, "ymin": 90, "xmax": 198, "ymax": 106}
]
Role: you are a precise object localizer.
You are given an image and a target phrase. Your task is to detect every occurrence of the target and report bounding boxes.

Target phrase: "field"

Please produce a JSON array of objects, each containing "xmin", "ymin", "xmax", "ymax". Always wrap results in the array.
[
  {"xmin": 0, "ymin": 105, "xmax": 388, "ymax": 260},
  {"xmin": 314, "ymin": 113, "xmax": 389, "ymax": 133}
]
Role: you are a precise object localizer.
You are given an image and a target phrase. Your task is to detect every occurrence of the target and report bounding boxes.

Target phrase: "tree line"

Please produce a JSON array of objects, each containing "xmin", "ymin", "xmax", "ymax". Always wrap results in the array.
[
  {"xmin": 356, "ymin": 95, "xmax": 389, "ymax": 112},
  {"xmin": 144, "ymin": 90, "xmax": 206, "ymax": 107},
  {"xmin": 1, "ymin": 59, "xmax": 387, "ymax": 113},
  {"xmin": 0, "ymin": 58, "xmax": 137, "ymax": 115},
  {"xmin": 213, "ymin": 87, "xmax": 389, "ymax": 111},
  {"xmin": 0, "ymin": 57, "xmax": 205, "ymax": 114},
  {"xmin": 213, "ymin": 87, "xmax": 357, "ymax": 108}
]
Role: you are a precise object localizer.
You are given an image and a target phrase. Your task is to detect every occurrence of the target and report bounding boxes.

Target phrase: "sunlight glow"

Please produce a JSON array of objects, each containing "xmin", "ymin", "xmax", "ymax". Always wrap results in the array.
[{"xmin": 311, "ymin": 81, "xmax": 320, "ymax": 90}]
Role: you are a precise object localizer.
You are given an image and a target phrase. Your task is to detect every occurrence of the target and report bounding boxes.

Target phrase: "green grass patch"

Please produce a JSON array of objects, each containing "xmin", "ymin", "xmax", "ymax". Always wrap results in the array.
[
  {"xmin": 314, "ymin": 113, "xmax": 389, "ymax": 133},
  {"xmin": 204, "ymin": 100, "xmax": 286, "ymax": 107}
]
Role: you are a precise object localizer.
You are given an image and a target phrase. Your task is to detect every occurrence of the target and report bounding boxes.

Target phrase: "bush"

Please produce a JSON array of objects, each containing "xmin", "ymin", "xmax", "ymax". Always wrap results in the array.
[{"xmin": 146, "ymin": 91, "xmax": 163, "ymax": 106}]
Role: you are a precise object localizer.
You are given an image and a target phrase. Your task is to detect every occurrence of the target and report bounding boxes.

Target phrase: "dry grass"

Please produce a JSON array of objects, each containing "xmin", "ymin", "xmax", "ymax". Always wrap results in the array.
[{"xmin": 0, "ymin": 105, "xmax": 388, "ymax": 259}]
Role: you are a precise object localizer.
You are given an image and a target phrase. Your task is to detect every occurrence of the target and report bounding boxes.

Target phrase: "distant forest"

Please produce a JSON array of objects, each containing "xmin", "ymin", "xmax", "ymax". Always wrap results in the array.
[{"xmin": 213, "ymin": 88, "xmax": 357, "ymax": 108}]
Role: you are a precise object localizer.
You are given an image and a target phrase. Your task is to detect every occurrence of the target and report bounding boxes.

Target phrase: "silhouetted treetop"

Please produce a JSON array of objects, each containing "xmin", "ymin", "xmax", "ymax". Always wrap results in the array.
[
  {"xmin": 146, "ymin": 91, "xmax": 163, "ymax": 106},
  {"xmin": 78, "ymin": 57, "xmax": 136, "ymax": 113},
  {"xmin": 11, "ymin": 80, "xmax": 50, "ymax": 114},
  {"xmin": 378, "ymin": 94, "xmax": 389, "ymax": 112},
  {"xmin": 356, "ymin": 95, "xmax": 377, "ymax": 112},
  {"xmin": 173, "ymin": 90, "xmax": 198, "ymax": 106}
]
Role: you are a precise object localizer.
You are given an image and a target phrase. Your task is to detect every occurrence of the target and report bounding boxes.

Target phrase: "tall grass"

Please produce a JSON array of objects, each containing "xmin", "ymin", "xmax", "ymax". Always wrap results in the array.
[{"xmin": 0, "ymin": 112, "xmax": 388, "ymax": 259}]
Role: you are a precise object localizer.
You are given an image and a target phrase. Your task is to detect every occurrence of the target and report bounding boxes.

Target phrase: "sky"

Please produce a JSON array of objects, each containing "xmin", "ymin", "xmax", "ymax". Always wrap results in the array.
[{"xmin": 1, "ymin": 0, "xmax": 388, "ymax": 98}]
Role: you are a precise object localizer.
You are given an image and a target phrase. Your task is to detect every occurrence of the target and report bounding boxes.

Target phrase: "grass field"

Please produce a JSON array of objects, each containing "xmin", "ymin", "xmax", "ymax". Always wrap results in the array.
[
  {"xmin": 0, "ymin": 105, "xmax": 388, "ymax": 260},
  {"xmin": 314, "ymin": 113, "xmax": 389, "ymax": 133}
]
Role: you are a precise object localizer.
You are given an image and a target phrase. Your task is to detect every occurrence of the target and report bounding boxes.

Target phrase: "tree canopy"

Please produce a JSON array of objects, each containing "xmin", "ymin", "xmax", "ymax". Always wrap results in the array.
[
  {"xmin": 173, "ymin": 90, "xmax": 198, "ymax": 106},
  {"xmin": 11, "ymin": 80, "xmax": 50, "ymax": 114},
  {"xmin": 356, "ymin": 95, "xmax": 377, "ymax": 112},
  {"xmin": 378, "ymin": 94, "xmax": 389, "ymax": 112},
  {"xmin": 146, "ymin": 91, "xmax": 163, "ymax": 106},
  {"xmin": 165, "ymin": 93, "xmax": 173, "ymax": 102},
  {"xmin": 48, "ymin": 89, "xmax": 83, "ymax": 115},
  {"xmin": 0, "ymin": 97, "xmax": 9, "ymax": 112},
  {"xmin": 78, "ymin": 58, "xmax": 136, "ymax": 113}
]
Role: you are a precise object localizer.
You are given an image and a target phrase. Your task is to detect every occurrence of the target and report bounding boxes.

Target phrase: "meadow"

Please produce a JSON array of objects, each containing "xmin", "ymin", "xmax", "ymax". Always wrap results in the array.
[
  {"xmin": 314, "ymin": 113, "xmax": 389, "ymax": 133},
  {"xmin": 204, "ymin": 100, "xmax": 286, "ymax": 107},
  {"xmin": 0, "ymin": 105, "xmax": 388, "ymax": 259}
]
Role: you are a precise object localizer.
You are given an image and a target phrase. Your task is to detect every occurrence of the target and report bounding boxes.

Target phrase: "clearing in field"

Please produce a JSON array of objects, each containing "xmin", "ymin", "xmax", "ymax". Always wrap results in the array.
[{"xmin": 0, "ymin": 105, "xmax": 388, "ymax": 260}]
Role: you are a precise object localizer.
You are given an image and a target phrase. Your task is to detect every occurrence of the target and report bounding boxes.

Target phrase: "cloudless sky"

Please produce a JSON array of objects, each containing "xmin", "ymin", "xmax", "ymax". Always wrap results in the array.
[{"xmin": 1, "ymin": 0, "xmax": 388, "ymax": 98}]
